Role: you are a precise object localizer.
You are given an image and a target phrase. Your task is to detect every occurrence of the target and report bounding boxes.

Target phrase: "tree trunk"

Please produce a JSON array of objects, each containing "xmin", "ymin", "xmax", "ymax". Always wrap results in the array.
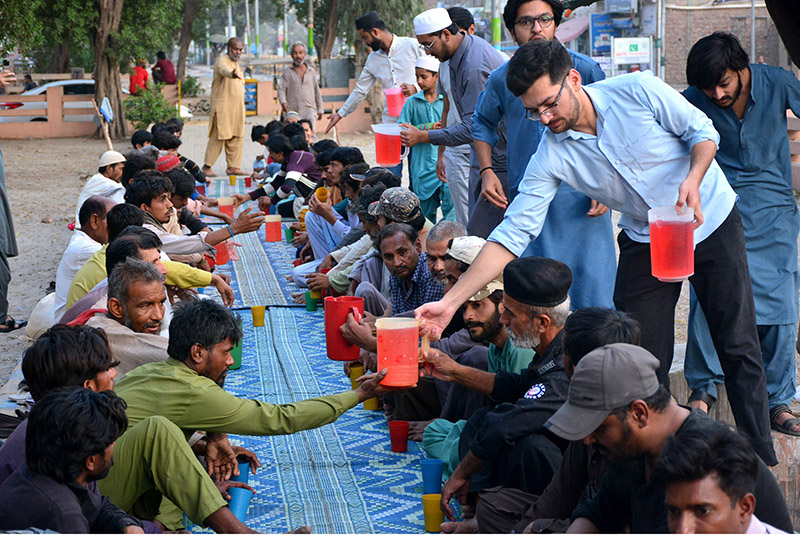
[
  {"xmin": 319, "ymin": 0, "xmax": 338, "ymax": 59},
  {"xmin": 176, "ymin": 0, "xmax": 199, "ymax": 81},
  {"xmin": 47, "ymin": 41, "xmax": 71, "ymax": 73},
  {"xmin": 94, "ymin": 0, "xmax": 127, "ymax": 140}
]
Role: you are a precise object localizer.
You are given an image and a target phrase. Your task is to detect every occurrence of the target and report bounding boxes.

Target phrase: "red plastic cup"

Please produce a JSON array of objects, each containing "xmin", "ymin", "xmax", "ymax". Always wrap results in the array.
[
  {"xmin": 245, "ymin": 176, "xmax": 252, "ymax": 188},
  {"xmin": 196, "ymin": 184, "xmax": 206, "ymax": 196},
  {"xmin": 215, "ymin": 242, "xmax": 230, "ymax": 265},
  {"xmin": 293, "ymin": 258, "xmax": 303, "ymax": 267},
  {"xmin": 389, "ymin": 421, "xmax": 409, "ymax": 452}
]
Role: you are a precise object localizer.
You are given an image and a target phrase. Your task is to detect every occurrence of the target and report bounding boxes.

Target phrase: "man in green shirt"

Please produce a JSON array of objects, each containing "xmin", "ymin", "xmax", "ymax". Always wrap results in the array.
[{"xmin": 116, "ymin": 299, "xmax": 392, "ymax": 441}]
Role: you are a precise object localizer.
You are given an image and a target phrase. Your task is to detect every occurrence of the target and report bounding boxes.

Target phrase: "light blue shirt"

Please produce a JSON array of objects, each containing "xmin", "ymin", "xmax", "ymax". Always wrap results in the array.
[{"xmin": 489, "ymin": 71, "xmax": 736, "ymax": 256}]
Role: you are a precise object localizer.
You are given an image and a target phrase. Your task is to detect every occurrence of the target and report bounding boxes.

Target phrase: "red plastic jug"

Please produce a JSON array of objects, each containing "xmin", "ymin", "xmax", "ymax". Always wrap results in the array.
[
  {"xmin": 376, "ymin": 318, "xmax": 420, "ymax": 387},
  {"xmin": 324, "ymin": 296, "xmax": 364, "ymax": 361}
]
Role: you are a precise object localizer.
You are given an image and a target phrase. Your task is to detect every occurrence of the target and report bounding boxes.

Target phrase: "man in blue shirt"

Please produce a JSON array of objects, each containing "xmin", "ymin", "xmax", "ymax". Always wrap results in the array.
[
  {"xmin": 472, "ymin": 0, "xmax": 615, "ymax": 310},
  {"xmin": 417, "ymin": 39, "xmax": 776, "ymax": 466},
  {"xmin": 682, "ymin": 33, "xmax": 800, "ymax": 436},
  {"xmin": 402, "ymin": 8, "xmax": 509, "ymax": 239}
]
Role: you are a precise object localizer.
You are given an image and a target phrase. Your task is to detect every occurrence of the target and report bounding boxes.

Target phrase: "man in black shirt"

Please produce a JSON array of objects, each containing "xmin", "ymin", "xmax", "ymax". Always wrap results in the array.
[
  {"xmin": 0, "ymin": 388, "xmax": 143, "ymax": 533},
  {"xmin": 544, "ymin": 344, "xmax": 792, "ymax": 533}
]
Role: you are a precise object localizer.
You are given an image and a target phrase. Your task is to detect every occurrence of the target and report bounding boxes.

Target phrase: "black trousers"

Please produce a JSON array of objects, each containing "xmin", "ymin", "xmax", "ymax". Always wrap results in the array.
[{"xmin": 614, "ymin": 207, "xmax": 775, "ymax": 465}]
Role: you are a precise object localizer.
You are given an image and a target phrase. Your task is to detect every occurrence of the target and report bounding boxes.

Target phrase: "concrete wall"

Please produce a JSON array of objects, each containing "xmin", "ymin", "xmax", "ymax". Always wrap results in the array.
[{"xmin": 664, "ymin": 4, "xmax": 785, "ymax": 87}]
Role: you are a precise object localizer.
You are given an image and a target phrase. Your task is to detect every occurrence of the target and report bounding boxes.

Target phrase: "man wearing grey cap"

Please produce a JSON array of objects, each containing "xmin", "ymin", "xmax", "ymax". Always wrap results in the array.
[
  {"xmin": 425, "ymin": 257, "xmax": 572, "ymax": 519},
  {"xmin": 548, "ymin": 344, "xmax": 791, "ymax": 534}
]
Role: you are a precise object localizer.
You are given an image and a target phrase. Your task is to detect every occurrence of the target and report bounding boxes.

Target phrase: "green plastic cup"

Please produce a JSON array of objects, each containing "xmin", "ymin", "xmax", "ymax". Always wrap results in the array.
[
  {"xmin": 305, "ymin": 291, "xmax": 318, "ymax": 312},
  {"xmin": 229, "ymin": 338, "xmax": 243, "ymax": 370},
  {"xmin": 285, "ymin": 226, "xmax": 295, "ymax": 243}
]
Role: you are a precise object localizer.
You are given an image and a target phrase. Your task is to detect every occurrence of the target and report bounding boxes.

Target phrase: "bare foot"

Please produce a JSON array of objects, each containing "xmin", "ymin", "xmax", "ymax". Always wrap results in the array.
[
  {"xmin": 460, "ymin": 504, "xmax": 476, "ymax": 519},
  {"xmin": 687, "ymin": 399, "xmax": 709, "ymax": 413},
  {"xmin": 441, "ymin": 518, "xmax": 479, "ymax": 533},
  {"xmin": 226, "ymin": 167, "xmax": 246, "ymax": 175},
  {"xmin": 409, "ymin": 419, "xmax": 434, "ymax": 441},
  {"xmin": 202, "ymin": 165, "xmax": 216, "ymax": 177},
  {"xmin": 292, "ymin": 294, "xmax": 305, "ymax": 305},
  {"xmin": 384, "ymin": 401, "xmax": 396, "ymax": 421}
]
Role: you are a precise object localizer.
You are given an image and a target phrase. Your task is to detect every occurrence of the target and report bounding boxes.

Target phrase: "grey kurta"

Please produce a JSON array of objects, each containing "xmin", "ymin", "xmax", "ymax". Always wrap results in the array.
[
  {"xmin": 0, "ymin": 146, "xmax": 18, "ymax": 258},
  {"xmin": 427, "ymin": 34, "xmax": 508, "ymax": 238}
]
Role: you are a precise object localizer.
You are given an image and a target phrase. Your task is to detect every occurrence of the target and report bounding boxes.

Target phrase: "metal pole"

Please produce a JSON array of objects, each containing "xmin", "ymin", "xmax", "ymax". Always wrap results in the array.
[
  {"xmin": 227, "ymin": 2, "xmax": 233, "ymax": 37},
  {"xmin": 308, "ymin": 0, "xmax": 314, "ymax": 56},
  {"xmin": 750, "ymin": 0, "xmax": 756, "ymax": 59},
  {"xmin": 491, "ymin": 0, "xmax": 501, "ymax": 50},
  {"xmin": 284, "ymin": 0, "xmax": 290, "ymax": 55},
  {"xmin": 254, "ymin": 0, "xmax": 261, "ymax": 57},
  {"xmin": 244, "ymin": 0, "xmax": 252, "ymax": 56}
]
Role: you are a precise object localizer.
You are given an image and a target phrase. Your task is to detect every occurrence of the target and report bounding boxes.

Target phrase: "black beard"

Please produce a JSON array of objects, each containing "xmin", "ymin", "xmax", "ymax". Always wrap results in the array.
[{"xmin": 368, "ymin": 40, "xmax": 382, "ymax": 52}]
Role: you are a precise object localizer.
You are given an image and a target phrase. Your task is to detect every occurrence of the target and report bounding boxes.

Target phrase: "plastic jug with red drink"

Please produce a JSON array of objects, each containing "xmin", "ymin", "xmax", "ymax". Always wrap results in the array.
[
  {"xmin": 376, "ymin": 318, "xmax": 420, "ymax": 387},
  {"xmin": 371, "ymin": 124, "xmax": 410, "ymax": 167},
  {"xmin": 648, "ymin": 205, "xmax": 695, "ymax": 282},
  {"xmin": 218, "ymin": 197, "xmax": 235, "ymax": 219},
  {"xmin": 324, "ymin": 296, "xmax": 364, "ymax": 361},
  {"xmin": 384, "ymin": 87, "xmax": 406, "ymax": 117}
]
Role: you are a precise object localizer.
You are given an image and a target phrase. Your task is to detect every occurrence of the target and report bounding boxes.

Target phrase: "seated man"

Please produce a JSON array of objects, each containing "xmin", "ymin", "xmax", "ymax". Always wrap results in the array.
[
  {"xmin": 86, "ymin": 258, "xmax": 169, "ymax": 377},
  {"xmin": 115, "ymin": 298, "xmax": 396, "ymax": 451},
  {"xmin": 63, "ymin": 227, "xmax": 168, "ymax": 328},
  {"xmin": 0, "ymin": 388, "xmax": 143, "ymax": 533},
  {"xmin": 550, "ymin": 344, "xmax": 793, "ymax": 533},
  {"xmin": 654, "ymin": 426, "xmax": 787, "ymax": 534},
  {"xmin": 0, "ymin": 325, "xmax": 258, "ymax": 533},
  {"xmin": 302, "ymin": 147, "xmax": 365, "ymax": 260},
  {"xmin": 125, "ymin": 171, "xmax": 263, "ymax": 260},
  {"xmin": 469, "ymin": 308, "xmax": 640, "ymax": 534},
  {"xmin": 55, "ymin": 196, "xmax": 116, "ymax": 321},
  {"xmin": 425, "ymin": 257, "xmax": 572, "ymax": 515},
  {"xmin": 65, "ymin": 206, "xmax": 233, "ymax": 315},
  {"xmin": 75, "ymin": 151, "xmax": 126, "ymax": 227}
]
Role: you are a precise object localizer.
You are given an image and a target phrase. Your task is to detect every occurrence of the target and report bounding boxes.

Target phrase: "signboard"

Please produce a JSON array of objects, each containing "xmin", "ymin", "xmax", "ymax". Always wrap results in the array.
[
  {"xmin": 590, "ymin": 13, "xmax": 620, "ymax": 55},
  {"xmin": 613, "ymin": 37, "xmax": 651, "ymax": 64},
  {"xmin": 606, "ymin": 0, "xmax": 636, "ymax": 14}
]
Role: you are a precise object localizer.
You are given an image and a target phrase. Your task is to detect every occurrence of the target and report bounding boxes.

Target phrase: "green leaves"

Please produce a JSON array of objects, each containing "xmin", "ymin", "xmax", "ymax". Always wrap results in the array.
[{"xmin": 123, "ymin": 82, "xmax": 177, "ymax": 130}]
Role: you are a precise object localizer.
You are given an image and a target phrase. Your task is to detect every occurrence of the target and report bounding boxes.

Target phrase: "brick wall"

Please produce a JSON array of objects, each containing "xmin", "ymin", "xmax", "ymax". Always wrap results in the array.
[{"xmin": 664, "ymin": 5, "xmax": 781, "ymax": 87}]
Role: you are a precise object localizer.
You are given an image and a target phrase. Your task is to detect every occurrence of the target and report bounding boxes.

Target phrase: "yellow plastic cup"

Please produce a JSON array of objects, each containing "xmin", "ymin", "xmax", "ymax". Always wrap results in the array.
[
  {"xmin": 229, "ymin": 174, "xmax": 237, "ymax": 186},
  {"xmin": 422, "ymin": 494, "xmax": 444, "ymax": 532},
  {"xmin": 309, "ymin": 289, "xmax": 322, "ymax": 299},
  {"xmin": 251, "ymin": 306, "xmax": 266, "ymax": 327},
  {"xmin": 363, "ymin": 397, "xmax": 380, "ymax": 410},
  {"xmin": 349, "ymin": 363, "xmax": 365, "ymax": 389}
]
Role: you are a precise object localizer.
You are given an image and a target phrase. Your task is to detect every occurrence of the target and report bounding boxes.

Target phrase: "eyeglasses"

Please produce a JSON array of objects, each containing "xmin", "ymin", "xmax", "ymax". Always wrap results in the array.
[
  {"xmin": 423, "ymin": 34, "xmax": 441, "ymax": 52},
  {"xmin": 525, "ymin": 74, "xmax": 569, "ymax": 122},
  {"xmin": 514, "ymin": 14, "xmax": 555, "ymax": 30}
]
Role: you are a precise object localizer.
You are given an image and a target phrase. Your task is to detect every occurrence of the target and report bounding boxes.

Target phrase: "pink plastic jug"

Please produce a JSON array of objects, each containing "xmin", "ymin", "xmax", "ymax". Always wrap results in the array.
[
  {"xmin": 648, "ymin": 206, "xmax": 694, "ymax": 282},
  {"xmin": 376, "ymin": 318, "xmax": 419, "ymax": 387},
  {"xmin": 371, "ymin": 124, "xmax": 410, "ymax": 167},
  {"xmin": 384, "ymin": 87, "xmax": 406, "ymax": 116},
  {"xmin": 324, "ymin": 296, "xmax": 364, "ymax": 361}
]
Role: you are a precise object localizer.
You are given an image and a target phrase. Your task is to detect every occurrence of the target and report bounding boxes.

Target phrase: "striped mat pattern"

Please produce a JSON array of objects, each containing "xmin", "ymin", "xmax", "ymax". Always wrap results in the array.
[{"xmin": 194, "ymin": 307, "xmax": 429, "ymax": 533}]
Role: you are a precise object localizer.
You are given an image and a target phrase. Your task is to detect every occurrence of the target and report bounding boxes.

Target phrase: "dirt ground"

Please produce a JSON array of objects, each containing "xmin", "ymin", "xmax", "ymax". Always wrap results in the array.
[{"xmin": 0, "ymin": 117, "xmax": 695, "ymax": 387}]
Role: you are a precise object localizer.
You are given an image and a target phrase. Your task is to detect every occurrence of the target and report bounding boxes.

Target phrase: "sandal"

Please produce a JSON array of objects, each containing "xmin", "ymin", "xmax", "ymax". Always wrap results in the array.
[
  {"xmin": 0, "ymin": 317, "xmax": 26, "ymax": 334},
  {"xmin": 770, "ymin": 404, "xmax": 800, "ymax": 436},
  {"xmin": 687, "ymin": 390, "xmax": 716, "ymax": 413}
]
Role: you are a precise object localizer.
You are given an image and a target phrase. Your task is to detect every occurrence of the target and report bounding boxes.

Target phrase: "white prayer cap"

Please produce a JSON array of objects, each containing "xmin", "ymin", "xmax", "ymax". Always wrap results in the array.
[
  {"xmin": 414, "ymin": 8, "xmax": 452, "ymax": 36},
  {"xmin": 447, "ymin": 236, "xmax": 486, "ymax": 265},
  {"xmin": 415, "ymin": 56, "xmax": 440, "ymax": 73},
  {"xmin": 99, "ymin": 150, "xmax": 125, "ymax": 167}
]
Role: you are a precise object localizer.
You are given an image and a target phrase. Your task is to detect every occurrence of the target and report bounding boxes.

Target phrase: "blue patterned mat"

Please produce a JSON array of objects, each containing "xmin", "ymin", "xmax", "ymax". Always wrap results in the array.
[{"xmin": 196, "ymin": 307, "xmax": 430, "ymax": 533}]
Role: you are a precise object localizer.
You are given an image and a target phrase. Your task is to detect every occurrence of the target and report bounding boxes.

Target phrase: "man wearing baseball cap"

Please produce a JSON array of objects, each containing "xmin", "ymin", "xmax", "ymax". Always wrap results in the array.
[
  {"xmin": 402, "ymin": 7, "xmax": 508, "ymax": 239},
  {"xmin": 426, "ymin": 256, "xmax": 572, "ymax": 520},
  {"xmin": 548, "ymin": 344, "xmax": 791, "ymax": 533},
  {"xmin": 75, "ymin": 150, "xmax": 126, "ymax": 229}
]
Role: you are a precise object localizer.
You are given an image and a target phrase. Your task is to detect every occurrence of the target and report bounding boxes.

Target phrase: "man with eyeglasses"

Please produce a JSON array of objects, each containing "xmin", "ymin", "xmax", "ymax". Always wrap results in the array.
[
  {"xmin": 417, "ymin": 39, "xmax": 778, "ymax": 468},
  {"xmin": 472, "ymin": 0, "xmax": 615, "ymax": 311},
  {"xmin": 402, "ymin": 8, "xmax": 508, "ymax": 239}
]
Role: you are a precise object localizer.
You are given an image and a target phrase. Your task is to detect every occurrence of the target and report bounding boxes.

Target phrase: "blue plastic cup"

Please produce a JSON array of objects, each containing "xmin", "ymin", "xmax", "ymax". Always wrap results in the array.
[
  {"xmin": 227, "ymin": 486, "xmax": 254, "ymax": 521},
  {"xmin": 421, "ymin": 458, "xmax": 444, "ymax": 494},
  {"xmin": 231, "ymin": 460, "xmax": 250, "ymax": 483}
]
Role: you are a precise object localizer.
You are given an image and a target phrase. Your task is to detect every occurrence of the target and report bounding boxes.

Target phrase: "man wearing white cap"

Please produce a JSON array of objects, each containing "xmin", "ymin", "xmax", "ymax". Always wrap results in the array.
[
  {"xmin": 325, "ymin": 11, "xmax": 424, "ymax": 137},
  {"xmin": 402, "ymin": 7, "xmax": 508, "ymax": 239},
  {"xmin": 75, "ymin": 150, "xmax": 126, "ymax": 229},
  {"xmin": 398, "ymin": 55, "xmax": 455, "ymax": 223}
]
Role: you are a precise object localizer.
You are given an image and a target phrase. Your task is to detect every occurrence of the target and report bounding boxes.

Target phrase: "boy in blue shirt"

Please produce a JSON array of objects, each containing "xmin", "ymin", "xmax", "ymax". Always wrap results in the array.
[{"xmin": 399, "ymin": 56, "xmax": 455, "ymax": 222}]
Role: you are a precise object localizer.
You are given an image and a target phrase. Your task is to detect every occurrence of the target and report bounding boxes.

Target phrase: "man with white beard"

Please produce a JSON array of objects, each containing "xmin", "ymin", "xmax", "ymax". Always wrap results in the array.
[{"xmin": 419, "ymin": 256, "xmax": 571, "ymax": 519}]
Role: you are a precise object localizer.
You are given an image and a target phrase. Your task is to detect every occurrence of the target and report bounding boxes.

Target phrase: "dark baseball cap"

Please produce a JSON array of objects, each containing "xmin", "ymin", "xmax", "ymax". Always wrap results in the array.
[
  {"xmin": 367, "ymin": 187, "xmax": 422, "ymax": 223},
  {"xmin": 545, "ymin": 343, "xmax": 660, "ymax": 441}
]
